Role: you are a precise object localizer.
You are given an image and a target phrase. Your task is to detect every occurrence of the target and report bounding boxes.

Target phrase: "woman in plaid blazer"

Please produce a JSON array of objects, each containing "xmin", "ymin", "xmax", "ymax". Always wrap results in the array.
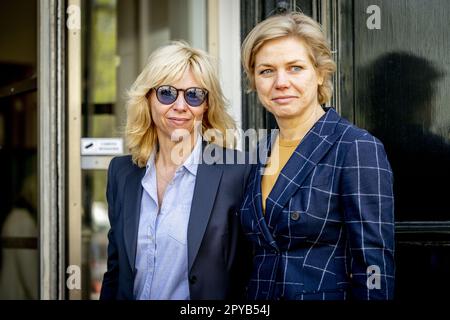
[{"xmin": 240, "ymin": 12, "xmax": 395, "ymax": 300}]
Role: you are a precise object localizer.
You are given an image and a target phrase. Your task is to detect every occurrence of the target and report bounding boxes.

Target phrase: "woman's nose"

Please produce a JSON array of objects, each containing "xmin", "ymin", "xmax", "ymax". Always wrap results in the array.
[
  {"xmin": 172, "ymin": 93, "xmax": 188, "ymax": 111},
  {"xmin": 274, "ymin": 72, "xmax": 290, "ymax": 89}
]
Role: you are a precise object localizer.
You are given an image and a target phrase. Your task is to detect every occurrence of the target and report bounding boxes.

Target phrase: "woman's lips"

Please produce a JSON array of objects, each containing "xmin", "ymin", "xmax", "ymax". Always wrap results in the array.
[
  {"xmin": 272, "ymin": 96, "xmax": 297, "ymax": 104},
  {"xmin": 168, "ymin": 117, "xmax": 190, "ymax": 126}
]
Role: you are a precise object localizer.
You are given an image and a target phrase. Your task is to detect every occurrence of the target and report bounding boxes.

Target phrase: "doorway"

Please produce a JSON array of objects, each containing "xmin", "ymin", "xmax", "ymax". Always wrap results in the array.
[{"xmin": 0, "ymin": 0, "xmax": 39, "ymax": 300}]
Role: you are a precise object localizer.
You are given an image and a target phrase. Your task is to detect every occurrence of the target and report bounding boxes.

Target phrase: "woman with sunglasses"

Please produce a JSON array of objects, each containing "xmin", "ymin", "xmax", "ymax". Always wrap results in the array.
[{"xmin": 100, "ymin": 41, "xmax": 252, "ymax": 300}]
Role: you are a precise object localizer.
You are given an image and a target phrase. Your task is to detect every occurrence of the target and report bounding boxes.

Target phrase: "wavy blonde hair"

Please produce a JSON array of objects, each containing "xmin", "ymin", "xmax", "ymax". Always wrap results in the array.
[
  {"xmin": 241, "ymin": 12, "xmax": 336, "ymax": 105},
  {"xmin": 125, "ymin": 41, "xmax": 236, "ymax": 167}
]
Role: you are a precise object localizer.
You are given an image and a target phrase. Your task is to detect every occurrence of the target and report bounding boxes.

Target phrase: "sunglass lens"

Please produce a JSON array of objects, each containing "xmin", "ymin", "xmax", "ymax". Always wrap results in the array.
[
  {"xmin": 157, "ymin": 86, "xmax": 177, "ymax": 104},
  {"xmin": 185, "ymin": 88, "xmax": 206, "ymax": 107}
]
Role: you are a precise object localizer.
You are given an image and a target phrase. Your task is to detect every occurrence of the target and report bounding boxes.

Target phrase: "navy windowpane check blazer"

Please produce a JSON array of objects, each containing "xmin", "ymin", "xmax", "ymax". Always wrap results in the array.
[{"xmin": 240, "ymin": 107, "xmax": 395, "ymax": 300}]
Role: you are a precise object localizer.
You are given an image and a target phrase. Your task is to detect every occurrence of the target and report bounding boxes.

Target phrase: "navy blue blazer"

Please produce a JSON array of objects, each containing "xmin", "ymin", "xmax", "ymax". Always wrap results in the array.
[
  {"xmin": 100, "ymin": 143, "xmax": 252, "ymax": 300},
  {"xmin": 240, "ymin": 107, "xmax": 395, "ymax": 300}
]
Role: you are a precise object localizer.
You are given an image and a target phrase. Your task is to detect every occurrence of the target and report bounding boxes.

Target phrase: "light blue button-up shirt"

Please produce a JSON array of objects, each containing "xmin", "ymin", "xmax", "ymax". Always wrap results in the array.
[{"xmin": 133, "ymin": 137, "xmax": 202, "ymax": 300}]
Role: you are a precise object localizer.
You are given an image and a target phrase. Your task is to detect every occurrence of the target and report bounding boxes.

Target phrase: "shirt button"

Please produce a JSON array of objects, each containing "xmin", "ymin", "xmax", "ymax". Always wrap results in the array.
[
  {"xmin": 291, "ymin": 211, "xmax": 300, "ymax": 221},
  {"xmin": 189, "ymin": 275, "xmax": 197, "ymax": 284}
]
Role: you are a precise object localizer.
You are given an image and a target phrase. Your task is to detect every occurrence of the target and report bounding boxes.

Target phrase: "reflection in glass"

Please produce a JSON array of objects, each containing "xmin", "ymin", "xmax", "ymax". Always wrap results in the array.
[
  {"xmin": 353, "ymin": 0, "xmax": 450, "ymax": 222},
  {"xmin": 0, "ymin": 0, "xmax": 38, "ymax": 299},
  {"xmin": 361, "ymin": 52, "xmax": 449, "ymax": 221},
  {"xmin": 0, "ymin": 92, "xmax": 38, "ymax": 299}
]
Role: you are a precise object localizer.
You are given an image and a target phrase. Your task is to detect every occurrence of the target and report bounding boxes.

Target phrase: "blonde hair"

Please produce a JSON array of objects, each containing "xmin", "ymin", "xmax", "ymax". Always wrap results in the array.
[
  {"xmin": 241, "ymin": 12, "xmax": 336, "ymax": 105},
  {"xmin": 125, "ymin": 41, "xmax": 236, "ymax": 167}
]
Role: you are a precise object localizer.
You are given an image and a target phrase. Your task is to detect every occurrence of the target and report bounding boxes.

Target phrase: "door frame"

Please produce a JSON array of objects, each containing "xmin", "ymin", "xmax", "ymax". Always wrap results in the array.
[{"xmin": 38, "ymin": 0, "xmax": 67, "ymax": 299}]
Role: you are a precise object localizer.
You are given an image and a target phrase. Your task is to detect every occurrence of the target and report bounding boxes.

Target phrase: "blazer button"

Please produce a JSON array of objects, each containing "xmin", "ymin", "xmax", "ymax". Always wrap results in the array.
[
  {"xmin": 290, "ymin": 211, "xmax": 300, "ymax": 221},
  {"xmin": 189, "ymin": 275, "xmax": 197, "ymax": 284}
]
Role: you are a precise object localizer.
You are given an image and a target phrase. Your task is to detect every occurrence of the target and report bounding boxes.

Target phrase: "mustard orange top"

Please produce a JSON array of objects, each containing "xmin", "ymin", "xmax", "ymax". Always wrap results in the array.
[{"xmin": 261, "ymin": 136, "xmax": 301, "ymax": 213}]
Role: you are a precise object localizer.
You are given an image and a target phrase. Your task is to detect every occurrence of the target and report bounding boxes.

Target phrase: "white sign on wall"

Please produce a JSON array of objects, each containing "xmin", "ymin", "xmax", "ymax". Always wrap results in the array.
[{"xmin": 81, "ymin": 138, "xmax": 123, "ymax": 156}]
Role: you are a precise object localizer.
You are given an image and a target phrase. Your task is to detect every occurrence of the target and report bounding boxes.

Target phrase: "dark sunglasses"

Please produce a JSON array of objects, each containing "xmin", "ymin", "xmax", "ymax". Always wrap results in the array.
[{"xmin": 153, "ymin": 85, "xmax": 208, "ymax": 107}]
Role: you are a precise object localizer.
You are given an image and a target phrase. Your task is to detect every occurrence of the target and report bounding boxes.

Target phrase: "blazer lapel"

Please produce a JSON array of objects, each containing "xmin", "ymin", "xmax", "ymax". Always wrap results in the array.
[
  {"xmin": 265, "ymin": 108, "xmax": 343, "ymax": 223},
  {"xmin": 123, "ymin": 165, "xmax": 146, "ymax": 273},
  {"xmin": 250, "ymin": 134, "xmax": 280, "ymax": 249},
  {"xmin": 251, "ymin": 160, "xmax": 280, "ymax": 249},
  {"xmin": 187, "ymin": 143, "xmax": 223, "ymax": 272}
]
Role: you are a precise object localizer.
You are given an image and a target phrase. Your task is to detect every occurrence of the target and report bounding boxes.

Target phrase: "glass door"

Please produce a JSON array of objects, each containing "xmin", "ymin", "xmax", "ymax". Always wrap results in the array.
[{"xmin": 0, "ymin": 0, "xmax": 39, "ymax": 300}]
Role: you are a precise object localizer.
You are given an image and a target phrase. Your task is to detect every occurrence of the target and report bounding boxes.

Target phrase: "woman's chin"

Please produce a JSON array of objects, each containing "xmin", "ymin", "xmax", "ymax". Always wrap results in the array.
[
  {"xmin": 170, "ymin": 128, "xmax": 194, "ymax": 142},
  {"xmin": 272, "ymin": 110, "xmax": 299, "ymax": 120}
]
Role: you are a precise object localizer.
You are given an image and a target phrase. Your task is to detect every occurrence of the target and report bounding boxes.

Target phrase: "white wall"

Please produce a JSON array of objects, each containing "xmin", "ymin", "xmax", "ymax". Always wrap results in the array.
[{"xmin": 217, "ymin": 0, "xmax": 242, "ymax": 133}]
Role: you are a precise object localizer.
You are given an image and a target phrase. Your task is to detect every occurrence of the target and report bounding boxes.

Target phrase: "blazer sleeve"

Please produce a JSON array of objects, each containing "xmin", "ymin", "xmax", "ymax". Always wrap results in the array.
[
  {"xmin": 340, "ymin": 134, "xmax": 395, "ymax": 300},
  {"xmin": 99, "ymin": 158, "xmax": 119, "ymax": 300}
]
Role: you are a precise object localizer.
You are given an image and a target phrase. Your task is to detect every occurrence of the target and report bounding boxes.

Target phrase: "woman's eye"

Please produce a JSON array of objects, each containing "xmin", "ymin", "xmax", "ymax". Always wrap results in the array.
[
  {"xmin": 290, "ymin": 66, "xmax": 302, "ymax": 72},
  {"xmin": 259, "ymin": 69, "xmax": 273, "ymax": 75}
]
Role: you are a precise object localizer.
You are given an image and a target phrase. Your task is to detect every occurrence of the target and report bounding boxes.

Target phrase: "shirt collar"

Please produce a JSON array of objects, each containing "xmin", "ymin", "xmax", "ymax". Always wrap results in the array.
[
  {"xmin": 145, "ymin": 148, "xmax": 156, "ymax": 173},
  {"xmin": 182, "ymin": 133, "xmax": 202, "ymax": 176}
]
